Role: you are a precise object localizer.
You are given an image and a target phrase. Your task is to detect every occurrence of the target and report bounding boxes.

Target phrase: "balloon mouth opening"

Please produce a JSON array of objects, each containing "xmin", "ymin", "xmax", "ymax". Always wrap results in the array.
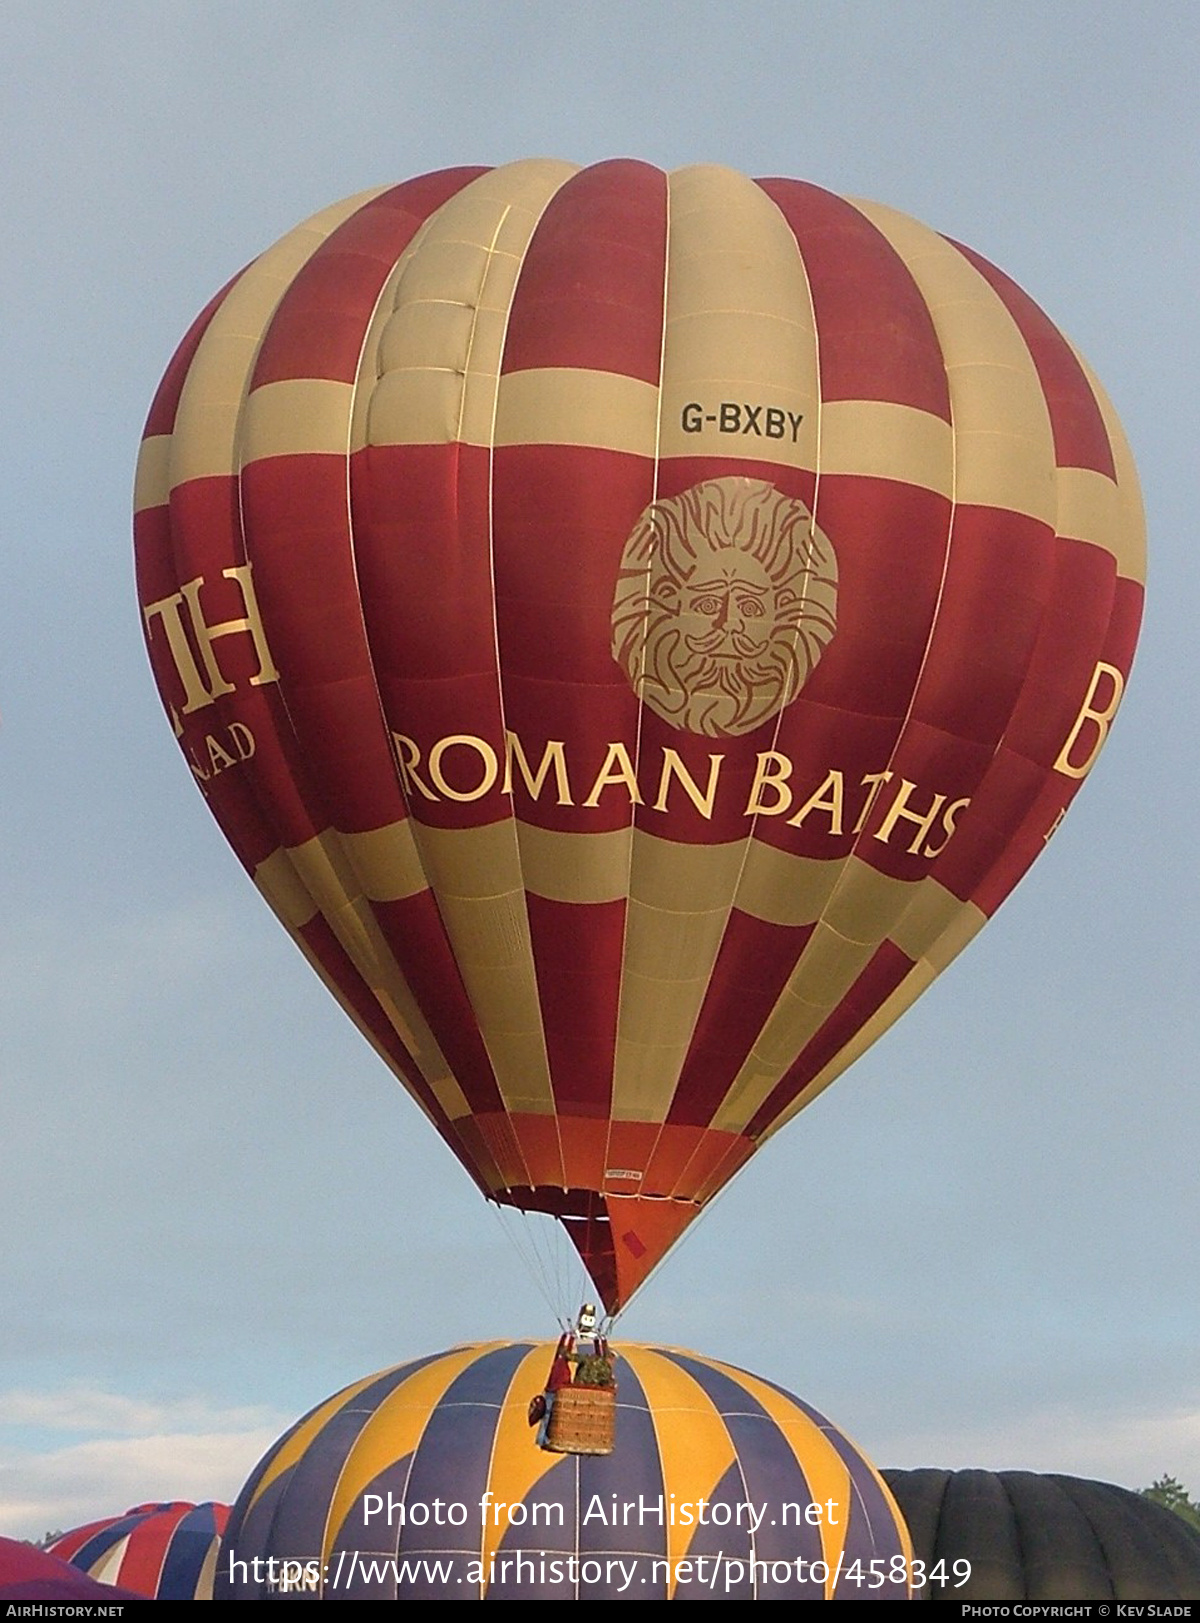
[{"xmin": 502, "ymin": 1186, "xmax": 702, "ymax": 1315}]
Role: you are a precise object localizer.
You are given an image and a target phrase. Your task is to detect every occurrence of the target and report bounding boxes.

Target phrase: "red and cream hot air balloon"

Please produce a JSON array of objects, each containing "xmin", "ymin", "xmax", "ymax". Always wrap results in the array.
[{"xmin": 134, "ymin": 161, "xmax": 1144, "ymax": 1314}]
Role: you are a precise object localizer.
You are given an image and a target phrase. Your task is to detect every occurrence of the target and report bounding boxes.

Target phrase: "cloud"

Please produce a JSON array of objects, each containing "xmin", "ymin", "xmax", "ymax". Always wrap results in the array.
[
  {"xmin": 0, "ymin": 1387, "xmax": 289, "ymax": 1541},
  {"xmin": 0, "ymin": 1386, "xmax": 279, "ymax": 1437}
]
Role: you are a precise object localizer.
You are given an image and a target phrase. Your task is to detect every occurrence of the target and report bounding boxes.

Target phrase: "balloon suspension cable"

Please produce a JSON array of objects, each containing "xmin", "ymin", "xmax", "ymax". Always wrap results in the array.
[
  {"xmin": 488, "ymin": 1200, "xmax": 562, "ymax": 1325},
  {"xmin": 487, "ymin": 1198, "xmax": 587, "ymax": 1333}
]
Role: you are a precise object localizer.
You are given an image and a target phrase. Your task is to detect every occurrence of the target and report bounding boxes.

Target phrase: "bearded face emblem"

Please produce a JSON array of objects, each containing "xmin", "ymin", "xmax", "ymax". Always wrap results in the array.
[{"xmin": 611, "ymin": 477, "xmax": 839, "ymax": 738}]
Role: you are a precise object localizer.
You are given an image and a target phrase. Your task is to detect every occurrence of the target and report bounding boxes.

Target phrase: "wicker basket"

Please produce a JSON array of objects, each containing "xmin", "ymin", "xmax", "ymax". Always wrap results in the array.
[{"xmin": 543, "ymin": 1383, "xmax": 617, "ymax": 1456}]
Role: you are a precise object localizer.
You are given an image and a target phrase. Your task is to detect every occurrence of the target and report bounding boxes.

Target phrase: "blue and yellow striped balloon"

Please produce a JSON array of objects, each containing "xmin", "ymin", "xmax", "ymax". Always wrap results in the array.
[{"xmin": 217, "ymin": 1342, "xmax": 912, "ymax": 1600}]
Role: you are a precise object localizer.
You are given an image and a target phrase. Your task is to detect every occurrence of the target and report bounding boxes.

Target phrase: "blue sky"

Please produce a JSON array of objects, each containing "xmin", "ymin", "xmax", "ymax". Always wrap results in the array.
[{"xmin": 2, "ymin": 0, "xmax": 1197, "ymax": 1539}]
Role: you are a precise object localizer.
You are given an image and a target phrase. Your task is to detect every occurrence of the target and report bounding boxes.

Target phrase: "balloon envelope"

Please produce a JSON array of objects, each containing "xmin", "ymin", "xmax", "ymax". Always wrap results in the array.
[
  {"xmin": 0, "ymin": 1537, "xmax": 141, "ymax": 1602},
  {"xmin": 135, "ymin": 161, "xmax": 1145, "ymax": 1310},
  {"xmin": 883, "ymin": 1470, "xmax": 1200, "ymax": 1600},
  {"xmin": 217, "ymin": 1340, "xmax": 913, "ymax": 1599},
  {"xmin": 47, "ymin": 1501, "xmax": 230, "ymax": 1599}
]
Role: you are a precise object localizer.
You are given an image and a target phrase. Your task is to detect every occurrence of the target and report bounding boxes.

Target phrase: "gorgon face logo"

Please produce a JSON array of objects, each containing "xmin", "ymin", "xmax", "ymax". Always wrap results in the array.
[{"xmin": 611, "ymin": 477, "xmax": 839, "ymax": 738}]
